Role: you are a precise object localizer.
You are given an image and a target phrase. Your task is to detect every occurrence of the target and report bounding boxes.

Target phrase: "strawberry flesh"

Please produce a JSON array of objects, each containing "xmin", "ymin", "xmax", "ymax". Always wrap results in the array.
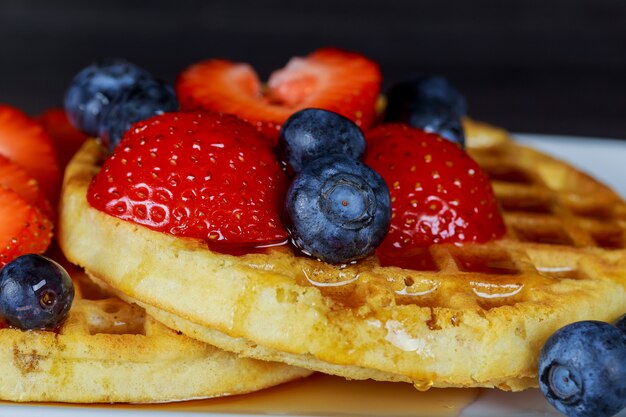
[
  {"xmin": 87, "ymin": 111, "xmax": 289, "ymax": 246},
  {"xmin": 365, "ymin": 124, "xmax": 505, "ymax": 257},
  {"xmin": 0, "ymin": 187, "xmax": 53, "ymax": 268},
  {"xmin": 0, "ymin": 105, "xmax": 61, "ymax": 203},
  {"xmin": 176, "ymin": 48, "xmax": 381, "ymax": 142},
  {"xmin": 38, "ymin": 108, "xmax": 88, "ymax": 169},
  {"xmin": 0, "ymin": 155, "xmax": 52, "ymax": 217}
]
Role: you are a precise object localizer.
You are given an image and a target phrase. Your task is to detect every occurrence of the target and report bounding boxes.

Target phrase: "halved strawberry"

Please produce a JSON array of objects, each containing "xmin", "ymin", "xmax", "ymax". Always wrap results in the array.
[
  {"xmin": 38, "ymin": 108, "xmax": 88, "ymax": 169},
  {"xmin": 176, "ymin": 48, "xmax": 381, "ymax": 142},
  {"xmin": 87, "ymin": 111, "xmax": 289, "ymax": 247},
  {"xmin": 0, "ymin": 105, "xmax": 61, "ymax": 203},
  {"xmin": 0, "ymin": 155, "xmax": 52, "ymax": 216},
  {"xmin": 365, "ymin": 124, "xmax": 506, "ymax": 257},
  {"xmin": 0, "ymin": 186, "xmax": 53, "ymax": 268}
]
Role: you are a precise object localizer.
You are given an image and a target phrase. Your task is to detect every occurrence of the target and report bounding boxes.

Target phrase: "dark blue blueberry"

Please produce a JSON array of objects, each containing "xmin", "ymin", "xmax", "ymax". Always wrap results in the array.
[
  {"xmin": 385, "ymin": 75, "xmax": 466, "ymax": 147},
  {"xmin": 538, "ymin": 320, "xmax": 626, "ymax": 417},
  {"xmin": 0, "ymin": 254, "xmax": 74, "ymax": 330},
  {"xmin": 277, "ymin": 108, "xmax": 366, "ymax": 174},
  {"xmin": 284, "ymin": 154, "xmax": 391, "ymax": 264},
  {"xmin": 615, "ymin": 313, "xmax": 626, "ymax": 334},
  {"xmin": 64, "ymin": 58, "xmax": 152, "ymax": 136},
  {"xmin": 98, "ymin": 78, "xmax": 179, "ymax": 152}
]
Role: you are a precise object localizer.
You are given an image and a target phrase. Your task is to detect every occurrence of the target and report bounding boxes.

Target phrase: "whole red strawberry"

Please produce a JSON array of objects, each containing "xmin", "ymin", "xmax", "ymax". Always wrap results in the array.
[
  {"xmin": 365, "ymin": 124, "xmax": 505, "ymax": 256},
  {"xmin": 176, "ymin": 48, "xmax": 381, "ymax": 142},
  {"xmin": 87, "ymin": 112, "xmax": 289, "ymax": 247}
]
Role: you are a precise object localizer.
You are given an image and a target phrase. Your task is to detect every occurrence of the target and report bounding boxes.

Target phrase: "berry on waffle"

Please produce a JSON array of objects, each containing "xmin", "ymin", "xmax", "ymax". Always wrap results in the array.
[{"xmin": 59, "ymin": 120, "xmax": 626, "ymax": 391}]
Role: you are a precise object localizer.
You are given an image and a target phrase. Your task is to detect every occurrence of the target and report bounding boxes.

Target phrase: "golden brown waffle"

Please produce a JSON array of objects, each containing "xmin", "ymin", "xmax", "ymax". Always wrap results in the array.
[
  {"xmin": 0, "ymin": 262, "xmax": 310, "ymax": 403},
  {"xmin": 58, "ymin": 124, "xmax": 626, "ymax": 392}
]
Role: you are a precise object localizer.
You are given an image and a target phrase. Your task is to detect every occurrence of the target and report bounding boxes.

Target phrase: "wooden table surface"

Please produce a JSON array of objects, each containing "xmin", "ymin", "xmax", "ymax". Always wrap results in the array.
[{"xmin": 1, "ymin": 0, "xmax": 625, "ymax": 139}]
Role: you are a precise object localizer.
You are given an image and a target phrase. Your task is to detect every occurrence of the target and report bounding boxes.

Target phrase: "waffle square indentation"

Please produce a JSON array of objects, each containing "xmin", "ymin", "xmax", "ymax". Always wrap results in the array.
[
  {"xmin": 377, "ymin": 247, "xmax": 439, "ymax": 271},
  {"xmin": 453, "ymin": 250, "xmax": 520, "ymax": 275},
  {"xmin": 483, "ymin": 166, "xmax": 534, "ymax": 184},
  {"xmin": 591, "ymin": 229, "xmax": 624, "ymax": 249},
  {"xmin": 499, "ymin": 196, "xmax": 553, "ymax": 214},
  {"xmin": 514, "ymin": 225, "xmax": 574, "ymax": 246}
]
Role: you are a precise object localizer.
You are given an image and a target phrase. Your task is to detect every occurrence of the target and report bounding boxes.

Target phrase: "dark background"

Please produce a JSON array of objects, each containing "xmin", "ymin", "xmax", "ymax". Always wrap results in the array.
[{"xmin": 1, "ymin": 0, "xmax": 625, "ymax": 139}]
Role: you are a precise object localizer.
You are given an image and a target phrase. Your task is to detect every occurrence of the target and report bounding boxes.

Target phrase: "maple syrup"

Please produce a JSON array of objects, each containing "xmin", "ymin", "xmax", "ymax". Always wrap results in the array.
[
  {"xmin": 206, "ymin": 238, "xmax": 289, "ymax": 257},
  {"xmin": 27, "ymin": 374, "xmax": 480, "ymax": 417}
]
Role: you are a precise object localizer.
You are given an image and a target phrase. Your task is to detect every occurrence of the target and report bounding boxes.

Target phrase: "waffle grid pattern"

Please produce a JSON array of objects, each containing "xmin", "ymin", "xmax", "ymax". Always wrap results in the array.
[
  {"xmin": 317, "ymin": 141, "xmax": 626, "ymax": 313},
  {"xmin": 58, "ymin": 134, "xmax": 626, "ymax": 391},
  {"xmin": 0, "ymin": 264, "xmax": 310, "ymax": 403}
]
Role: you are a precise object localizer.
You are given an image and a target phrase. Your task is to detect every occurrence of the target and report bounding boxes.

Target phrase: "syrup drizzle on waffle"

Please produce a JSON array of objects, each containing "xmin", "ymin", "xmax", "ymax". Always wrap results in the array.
[
  {"xmin": 250, "ymin": 141, "xmax": 626, "ymax": 315},
  {"xmin": 58, "ymin": 136, "xmax": 626, "ymax": 390}
]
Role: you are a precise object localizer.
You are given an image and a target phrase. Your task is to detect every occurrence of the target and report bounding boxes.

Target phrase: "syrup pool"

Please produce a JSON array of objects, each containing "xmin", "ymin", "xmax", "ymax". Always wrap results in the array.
[{"xmin": 21, "ymin": 374, "xmax": 480, "ymax": 417}]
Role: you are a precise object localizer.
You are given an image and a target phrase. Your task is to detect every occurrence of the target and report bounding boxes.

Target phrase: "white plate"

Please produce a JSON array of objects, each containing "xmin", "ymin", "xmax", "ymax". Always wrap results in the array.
[{"xmin": 2, "ymin": 134, "xmax": 625, "ymax": 417}]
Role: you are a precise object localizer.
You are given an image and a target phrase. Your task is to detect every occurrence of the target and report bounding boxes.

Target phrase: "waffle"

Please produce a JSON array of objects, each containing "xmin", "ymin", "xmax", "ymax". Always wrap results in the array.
[
  {"xmin": 58, "ymin": 123, "xmax": 626, "ymax": 392},
  {"xmin": 0, "ymin": 259, "xmax": 310, "ymax": 403}
]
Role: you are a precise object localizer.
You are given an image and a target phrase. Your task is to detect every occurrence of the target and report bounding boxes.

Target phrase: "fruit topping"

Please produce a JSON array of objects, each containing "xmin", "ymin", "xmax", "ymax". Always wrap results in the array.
[
  {"xmin": 176, "ymin": 48, "xmax": 381, "ymax": 141},
  {"xmin": 277, "ymin": 108, "xmax": 366, "ymax": 174},
  {"xmin": 538, "ymin": 320, "xmax": 626, "ymax": 417},
  {"xmin": 384, "ymin": 75, "xmax": 467, "ymax": 147},
  {"xmin": 0, "ymin": 254, "xmax": 74, "ymax": 330},
  {"xmin": 87, "ymin": 111, "xmax": 289, "ymax": 247},
  {"xmin": 98, "ymin": 78, "xmax": 179, "ymax": 152},
  {"xmin": 616, "ymin": 313, "xmax": 626, "ymax": 334},
  {"xmin": 0, "ymin": 105, "xmax": 60, "ymax": 203},
  {"xmin": 284, "ymin": 154, "xmax": 391, "ymax": 264},
  {"xmin": 38, "ymin": 108, "xmax": 88, "ymax": 169},
  {"xmin": 0, "ymin": 155, "xmax": 52, "ymax": 217},
  {"xmin": 365, "ymin": 124, "xmax": 505, "ymax": 255},
  {"xmin": 64, "ymin": 58, "xmax": 152, "ymax": 136},
  {"xmin": 0, "ymin": 188, "xmax": 53, "ymax": 268}
]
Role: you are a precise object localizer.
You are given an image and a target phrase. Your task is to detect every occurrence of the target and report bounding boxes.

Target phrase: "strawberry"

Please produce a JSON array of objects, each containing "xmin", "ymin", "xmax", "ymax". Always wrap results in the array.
[
  {"xmin": 176, "ymin": 48, "xmax": 381, "ymax": 142},
  {"xmin": 0, "ymin": 155, "xmax": 52, "ymax": 216},
  {"xmin": 365, "ymin": 124, "xmax": 505, "ymax": 256},
  {"xmin": 38, "ymin": 108, "xmax": 88, "ymax": 169},
  {"xmin": 0, "ymin": 187, "xmax": 53, "ymax": 268},
  {"xmin": 87, "ymin": 111, "xmax": 290, "ymax": 247},
  {"xmin": 0, "ymin": 105, "xmax": 61, "ymax": 203}
]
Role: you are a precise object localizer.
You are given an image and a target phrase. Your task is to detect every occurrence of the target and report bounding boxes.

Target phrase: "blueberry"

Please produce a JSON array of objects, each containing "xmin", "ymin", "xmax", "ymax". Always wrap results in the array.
[
  {"xmin": 0, "ymin": 254, "xmax": 74, "ymax": 330},
  {"xmin": 406, "ymin": 99, "xmax": 465, "ymax": 146},
  {"xmin": 64, "ymin": 58, "xmax": 152, "ymax": 136},
  {"xmin": 284, "ymin": 154, "xmax": 391, "ymax": 264},
  {"xmin": 385, "ymin": 75, "xmax": 466, "ymax": 147},
  {"xmin": 538, "ymin": 320, "xmax": 626, "ymax": 417},
  {"xmin": 98, "ymin": 78, "xmax": 179, "ymax": 152},
  {"xmin": 277, "ymin": 108, "xmax": 366, "ymax": 174},
  {"xmin": 615, "ymin": 313, "xmax": 626, "ymax": 334}
]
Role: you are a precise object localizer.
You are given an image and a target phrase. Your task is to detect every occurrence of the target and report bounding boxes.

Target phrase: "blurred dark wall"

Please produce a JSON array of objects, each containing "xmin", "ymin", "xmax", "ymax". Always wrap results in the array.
[{"xmin": 1, "ymin": 0, "xmax": 625, "ymax": 138}]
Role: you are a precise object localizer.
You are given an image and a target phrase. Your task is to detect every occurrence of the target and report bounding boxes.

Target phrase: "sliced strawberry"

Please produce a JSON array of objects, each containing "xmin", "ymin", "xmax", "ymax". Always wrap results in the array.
[
  {"xmin": 176, "ymin": 48, "xmax": 381, "ymax": 142},
  {"xmin": 0, "ymin": 105, "xmax": 61, "ymax": 203},
  {"xmin": 87, "ymin": 111, "xmax": 289, "ymax": 247},
  {"xmin": 38, "ymin": 108, "xmax": 88, "ymax": 169},
  {"xmin": 0, "ymin": 155, "xmax": 52, "ymax": 216},
  {"xmin": 365, "ymin": 124, "xmax": 506, "ymax": 257},
  {"xmin": 0, "ymin": 186, "xmax": 53, "ymax": 268}
]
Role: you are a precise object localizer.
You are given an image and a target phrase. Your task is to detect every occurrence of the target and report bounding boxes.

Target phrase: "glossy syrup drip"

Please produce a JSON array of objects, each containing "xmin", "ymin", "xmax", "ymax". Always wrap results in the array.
[
  {"xmin": 41, "ymin": 374, "xmax": 480, "ymax": 417},
  {"xmin": 206, "ymin": 238, "xmax": 289, "ymax": 256}
]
